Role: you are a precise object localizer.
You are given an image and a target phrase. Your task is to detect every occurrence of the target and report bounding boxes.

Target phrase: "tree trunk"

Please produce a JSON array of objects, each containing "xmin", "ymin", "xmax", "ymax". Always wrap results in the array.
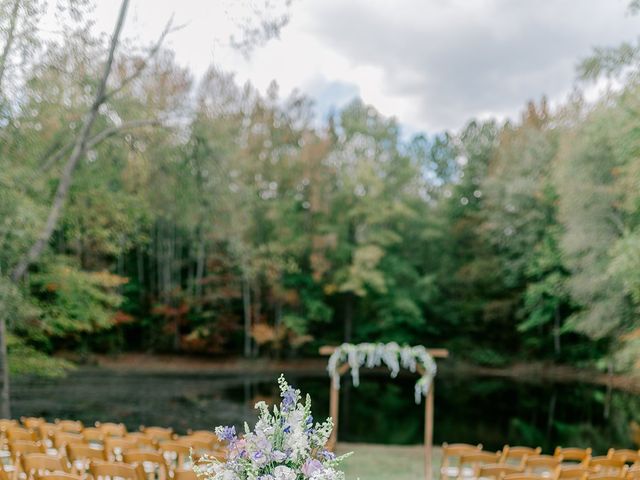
[
  {"xmin": 344, "ymin": 293, "xmax": 354, "ymax": 343},
  {"xmin": 242, "ymin": 273, "xmax": 252, "ymax": 358},
  {"xmin": 0, "ymin": 308, "xmax": 10, "ymax": 418},
  {"xmin": 0, "ymin": 0, "xmax": 21, "ymax": 93},
  {"xmin": 194, "ymin": 237, "xmax": 205, "ymax": 313},
  {"xmin": 553, "ymin": 305, "xmax": 561, "ymax": 356}
]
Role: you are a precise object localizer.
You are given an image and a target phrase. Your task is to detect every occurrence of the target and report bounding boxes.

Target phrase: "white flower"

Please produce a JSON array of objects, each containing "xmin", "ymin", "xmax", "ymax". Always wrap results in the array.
[{"xmin": 273, "ymin": 466, "xmax": 296, "ymax": 480}]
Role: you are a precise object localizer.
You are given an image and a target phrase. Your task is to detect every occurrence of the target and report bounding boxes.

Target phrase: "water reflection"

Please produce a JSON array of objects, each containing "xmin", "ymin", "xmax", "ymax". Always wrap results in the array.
[{"xmin": 10, "ymin": 367, "xmax": 640, "ymax": 453}]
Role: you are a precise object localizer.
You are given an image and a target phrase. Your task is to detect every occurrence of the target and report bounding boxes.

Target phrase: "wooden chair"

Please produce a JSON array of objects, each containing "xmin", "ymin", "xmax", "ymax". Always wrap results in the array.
[
  {"xmin": 440, "ymin": 443, "xmax": 484, "ymax": 480},
  {"xmin": 626, "ymin": 465, "xmax": 640, "ymax": 480},
  {"xmin": 95, "ymin": 423, "xmax": 126, "ymax": 438},
  {"xmin": 21, "ymin": 454, "xmax": 70, "ymax": 480},
  {"xmin": 81, "ymin": 427, "xmax": 104, "ymax": 445},
  {"xmin": 90, "ymin": 461, "xmax": 145, "ymax": 480},
  {"xmin": 37, "ymin": 424, "xmax": 61, "ymax": 446},
  {"xmin": 122, "ymin": 450, "xmax": 170, "ymax": 480},
  {"xmin": 9, "ymin": 440, "xmax": 46, "ymax": 460},
  {"xmin": 524, "ymin": 455, "xmax": 563, "ymax": 476},
  {"xmin": 504, "ymin": 474, "xmax": 546, "ymax": 480},
  {"xmin": 158, "ymin": 441, "xmax": 191, "ymax": 470},
  {"xmin": 140, "ymin": 427, "xmax": 173, "ymax": 442},
  {"xmin": 588, "ymin": 469, "xmax": 628, "ymax": 480},
  {"xmin": 589, "ymin": 457, "xmax": 626, "ymax": 476},
  {"xmin": 457, "ymin": 452, "xmax": 502, "ymax": 480},
  {"xmin": 7, "ymin": 427, "xmax": 38, "ymax": 442},
  {"xmin": 103, "ymin": 437, "xmax": 137, "ymax": 461},
  {"xmin": 502, "ymin": 447, "xmax": 542, "ymax": 468},
  {"xmin": 172, "ymin": 469, "xmax": 196, "ymax": 480},
  {"xmin": 36, "ymin": 473, "xmax": 82, "ymax": 480},
  {"xmin": 52, "ymin": 432, "xmax": 84, "ymax": 450},
  {"xmin": 20, "ymin": 419, "xmax": 45, "ymax": 431},
  {"xmin": 54, "ymin": 421, "xmax": 83, "ymax": 435},
  {"xmin": 478, "ymin": 464, "xmax": 523, "ymax": 480},
  {"xmin": 557, "ymin": 466, "xmax": 590, "ymax": 480},
  {"xmin": 177, "ymin": 437, "xmax": 214, "ymax": 454},
  {"xmin": 125, "ymin": 433, "xmax": 156, "ymax": 450},
  {"xmin": 65, "ymin": 444, "xmax": 107, "ymax": 475},
  {"xmin": 607, "ymin": 450, "xmax": 640, "ymax": 465},
  {"xmin": 555, "ymin": 448, "xmax": 592, "ymax": 466}
]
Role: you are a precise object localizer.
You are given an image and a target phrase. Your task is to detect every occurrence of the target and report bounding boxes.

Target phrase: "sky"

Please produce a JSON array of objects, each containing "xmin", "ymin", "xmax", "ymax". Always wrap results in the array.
[{"xmin": 89, "ymin": 0, "xmax": 640, "ymax": 135}]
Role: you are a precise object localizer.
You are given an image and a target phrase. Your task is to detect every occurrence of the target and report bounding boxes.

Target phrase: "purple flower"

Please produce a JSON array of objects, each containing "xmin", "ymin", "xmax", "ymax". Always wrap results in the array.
[
  {"xmin": 252, "ymin": 450, "xmax": 268, "ymax": 466},
  {"xmin": 301, "ymin": 459, "xmax": 324, "ymax": 477},
  {"xmin": 271, "ymin": 450, "xmax": 287, "ymax": 462},
  {"xmin": 319, "ymin": 450, "xmax": 335, "ymax": 461},
  {"xmin": 281, "ymin": 388, "xmax": 296, "ymax": 411},
  {"xmin": 217, "ymin": 425, "xmax": 237, "ymax": 442},
  {"xmin": 283, "ymin": 425, "xmax": 291, "ymax": 434}
]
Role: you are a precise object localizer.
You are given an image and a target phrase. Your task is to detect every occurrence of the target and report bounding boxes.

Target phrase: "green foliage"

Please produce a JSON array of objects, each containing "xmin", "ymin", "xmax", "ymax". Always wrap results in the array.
[{"xmin": 4, "ymin": 2, "xmax": 640, "ymax": 374}]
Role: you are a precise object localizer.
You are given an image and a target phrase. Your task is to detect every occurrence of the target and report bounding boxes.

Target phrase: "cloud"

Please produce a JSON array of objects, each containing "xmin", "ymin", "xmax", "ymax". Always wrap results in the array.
[
  {"xmin": 89, "ymin": 0, "xmax": 640, "ymax": 133},
  {"xmin": 300, "ymin": 0, "xmax": 640, "ymax": 131}
]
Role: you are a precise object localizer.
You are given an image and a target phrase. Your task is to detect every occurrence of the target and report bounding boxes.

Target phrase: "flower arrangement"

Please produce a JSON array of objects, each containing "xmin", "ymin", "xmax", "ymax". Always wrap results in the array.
[
  {"xmin": 327, "ymin": 342, "xmax": 437, "ymax": 404},
  {"xmin": 194, "ymin": 375, "xmax": 351, "ymax": 480}
]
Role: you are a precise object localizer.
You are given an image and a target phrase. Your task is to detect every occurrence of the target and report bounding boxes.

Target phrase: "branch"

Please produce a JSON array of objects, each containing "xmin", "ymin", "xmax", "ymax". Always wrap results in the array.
[
  {"xmin": 11, "ymin": 0, "xmax": 130, "ymax": 283},
  {"xmin": 38, "ymin": 118, "xmax": 162, "ymax": 175},
  {"xmin": 0, "ymin": 0, "xmax": 21, "ymax": 93},
  {"xmin": 103, "ymin": 15, "xmax": 176, "ymax": 102}
]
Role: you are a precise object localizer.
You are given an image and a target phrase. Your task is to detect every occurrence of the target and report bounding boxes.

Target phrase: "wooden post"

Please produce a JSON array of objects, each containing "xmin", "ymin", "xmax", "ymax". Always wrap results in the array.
[
  {"xmin": 425, "ymin": 382, "xmax": 434, "ymax": 480},
  {"xmin": 328, "ymin": 379, "xmax": 339, "ymax": 451}
]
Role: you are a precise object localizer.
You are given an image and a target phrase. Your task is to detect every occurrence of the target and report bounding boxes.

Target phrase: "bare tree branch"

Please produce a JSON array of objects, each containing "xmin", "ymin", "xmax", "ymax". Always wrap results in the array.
[
  {"xmin": 11, "ymin": 0, "xmax": 130, "ymax": 283},
  {"xmin": 0, "ymin": 0, "xmax": 21, "ymax": 93},
  {"xmin": 103, "ymin": 15, "xmax": 176, "ymax": 102},
  {"xmin": 38, "ymin": 118, "xmax": 162, "ymax": 175}
]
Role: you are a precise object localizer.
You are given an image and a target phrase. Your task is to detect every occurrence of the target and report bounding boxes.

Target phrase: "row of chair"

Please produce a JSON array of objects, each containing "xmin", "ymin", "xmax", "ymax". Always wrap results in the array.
[
  {"xmin": 0, "ymin": 417, "xmax": 227, "ymax": 480},
  {"xmin": 441, "ymin": 443, "xmax": 640, "ymax": 480}
]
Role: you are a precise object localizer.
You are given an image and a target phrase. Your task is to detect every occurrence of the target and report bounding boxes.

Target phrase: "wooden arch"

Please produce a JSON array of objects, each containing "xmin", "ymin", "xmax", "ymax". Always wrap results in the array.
[{"xmin": 320, "ymin": 345, "xmax": 449, "ymax": 480}]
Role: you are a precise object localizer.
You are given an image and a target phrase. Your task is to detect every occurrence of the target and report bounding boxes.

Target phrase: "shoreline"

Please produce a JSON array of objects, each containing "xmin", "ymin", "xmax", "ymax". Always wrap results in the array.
[{"xmin": 86, "ymin": 353, "xmax": 640, "ymax": 393}]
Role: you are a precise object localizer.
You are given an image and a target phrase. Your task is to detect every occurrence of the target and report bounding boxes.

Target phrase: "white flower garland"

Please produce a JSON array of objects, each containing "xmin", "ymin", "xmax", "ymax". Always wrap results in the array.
[{"xmin": 326, "ymin": 342, "xmax": 437, "ymax": 404}]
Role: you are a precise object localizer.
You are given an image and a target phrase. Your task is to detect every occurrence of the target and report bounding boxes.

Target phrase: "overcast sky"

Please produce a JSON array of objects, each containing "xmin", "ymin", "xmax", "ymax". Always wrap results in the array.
[{"xmin": 91, "ymin": 0, "xmax": 640, "ymax": 135}]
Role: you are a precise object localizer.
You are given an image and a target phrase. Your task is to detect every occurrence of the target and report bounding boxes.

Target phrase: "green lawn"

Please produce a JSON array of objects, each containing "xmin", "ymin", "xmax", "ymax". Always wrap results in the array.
[{"xmin": 336, "ymin": 443, "xmax": 442, "ymax": 480}]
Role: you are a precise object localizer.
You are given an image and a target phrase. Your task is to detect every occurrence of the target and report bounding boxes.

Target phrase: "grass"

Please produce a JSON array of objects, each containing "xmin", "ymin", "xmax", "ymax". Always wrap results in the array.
[{"xmin": 336, "ymin": 443, "xmax": 442, "ymax": 480}]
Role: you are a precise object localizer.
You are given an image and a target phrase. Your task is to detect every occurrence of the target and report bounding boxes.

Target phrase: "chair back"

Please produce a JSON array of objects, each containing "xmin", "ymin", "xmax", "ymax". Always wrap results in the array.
[
  {"xmin": 20, "ymin": 418, "xmax": 45, "ymax": 430},
  {"xmin": 53, "ymin": 432, "xmax": 84, "ymax": 449},
  {"xmin": 555, "ymin": 448, "xmax": 592, "ymax": 465},
  {"xmin": 55, "ymin": 421, "xmax": 83, "ymax": 435},
  {"xmin": 82, "ymin": 427, "xmax": 104, "ymax": 445},
  {"xmin": 525, "ymin": 455, "xmax": 563, "ymax": 474},
  {"xmin": 36, "ymin": 474, "xmax": 82, "ymax": 480},
  {"xmin": 142, "ymin": 427, "xmax": 173, "ymax": 442},
  {"xmin": 90, "ymin": 461, "xmax": 145, "ymax": 480},
  {"xmin": 95, "ymin": 422, "xmax": 127, "ymax": 438},
  {"xmin": 502, "ymin": 446, "xmax": 542, "ymax": 467},
  {"xmin": 607, "ymin": 450, "xmax": 640, "ymax": 465},
  {"xmin": 158, "ymin": 441, "xmax": 191, "ymax": 469},
  {"xmin": 9, "ymin": 440, "xmax": 46, "ymax": 459},
  {"xmin": 7, "ymin": 427, "xmax": 38, "ymax": 442},
  {"xmin": 458, "ymin": 451, "xmax": 502, "ymax": 480},
  {"xmin": 123, "ymin": 450, "xmax": 169, "ymax": 480},
  {"xmin": 589, "ymin": 456, "xmax": 626, "ymax": 475},
  {"xmin": 21, "ymin": 453, "xmax": 70, "ymax": 480},
  {"xmin": 478, "ymin": 464, "xmax": 523, "ymax": 480},
  {"xmin": 126, "ymin": 433, "xmax": 156, "ymax": 450},
  {"xmin": 172, "ymin": 470, "xmax": 197, "ymax": 480},
  {"xmin": 440, "ymin": 443, "xmax": 483, "ymax": 480},
  {"xmin": 557, "ymin": 466, "xmax": 590, "ymax": 480},
  {"xmin": 104, "ymin": 437, "xmax": 137, "ymax": 461}
]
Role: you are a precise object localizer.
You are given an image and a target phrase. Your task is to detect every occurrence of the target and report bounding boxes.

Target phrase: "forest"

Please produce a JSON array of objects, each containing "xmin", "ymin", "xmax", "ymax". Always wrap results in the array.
[{"xmin": 2, "ymin": 0, "xmax": 640, "ymax": 379}]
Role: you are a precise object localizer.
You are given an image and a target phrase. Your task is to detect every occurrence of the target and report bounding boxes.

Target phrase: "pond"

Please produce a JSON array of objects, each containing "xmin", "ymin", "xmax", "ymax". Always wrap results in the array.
[{"xmin": 10, "ymin": 367, "xmax": 640, "ymax": 454}]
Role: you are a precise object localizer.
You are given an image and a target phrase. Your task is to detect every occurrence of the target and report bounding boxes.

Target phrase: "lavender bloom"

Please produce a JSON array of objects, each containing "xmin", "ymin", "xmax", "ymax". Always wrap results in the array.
[
  {"xmin": 301, "ymin": 459, "xmax": 324, "ymax": 477},
  {"xmin": 319, "ymin": 450, "xmax": 336, "ymax": 461},
  {"xmin": 281, "ymin": 388, "xmax": 296, "ymax": 411},
  {"xmin": 217, "ymin": 425, "xmax": 237, "ymax": 442}
]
